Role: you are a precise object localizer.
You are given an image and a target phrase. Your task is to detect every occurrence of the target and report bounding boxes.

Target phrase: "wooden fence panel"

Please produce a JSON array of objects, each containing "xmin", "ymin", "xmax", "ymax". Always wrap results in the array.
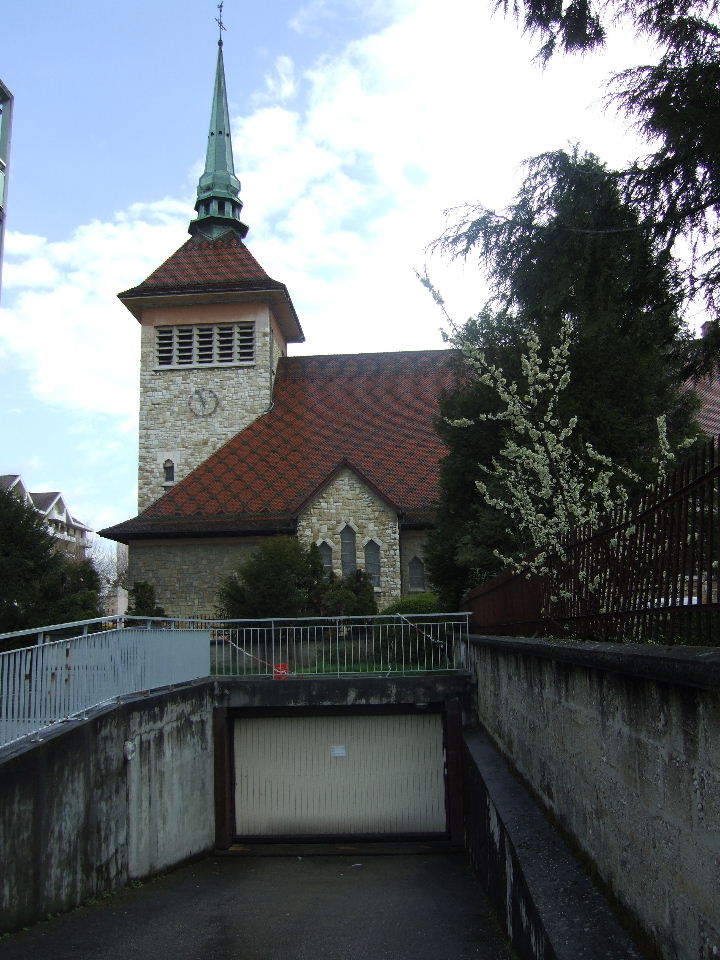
[{"xmin": 466, "ymin": 435, "xmax": 720, "ymax": 644}]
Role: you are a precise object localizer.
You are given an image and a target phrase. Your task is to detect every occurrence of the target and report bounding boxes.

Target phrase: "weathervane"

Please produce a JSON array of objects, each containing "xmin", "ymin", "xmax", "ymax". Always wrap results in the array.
[{"xmin": 215, "ymin": 1, "xmax": 226, "ymax": 44}]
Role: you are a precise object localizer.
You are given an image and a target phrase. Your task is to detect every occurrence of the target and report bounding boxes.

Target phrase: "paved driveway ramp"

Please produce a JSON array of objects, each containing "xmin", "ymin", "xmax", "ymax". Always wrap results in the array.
[{"xmin": 0, "ymin": 854, "xmax": 511, "ymax": 960}]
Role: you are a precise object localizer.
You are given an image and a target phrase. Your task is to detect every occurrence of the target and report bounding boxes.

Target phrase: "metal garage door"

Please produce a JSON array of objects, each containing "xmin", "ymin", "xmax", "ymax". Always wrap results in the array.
[{"xmin": 233, "ymin": 713, "xmax": 447, "ymax": 838}]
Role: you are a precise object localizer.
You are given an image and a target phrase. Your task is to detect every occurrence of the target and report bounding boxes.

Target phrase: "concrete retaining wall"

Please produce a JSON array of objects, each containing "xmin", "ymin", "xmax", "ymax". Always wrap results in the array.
[
  {"xmin": 0, "ymin": 674, "xmax": 469, "ymax": 933},
  {"xmin": 0, "ymin": 682, "xmax": 216, "ymax": 934},
  {"xmin": 469, "ymin": 636, "xmax": 720, "ymax": 960},
  {"xmin": 463, "ymin": 728, "xmax": 642, "ymax": 960}
]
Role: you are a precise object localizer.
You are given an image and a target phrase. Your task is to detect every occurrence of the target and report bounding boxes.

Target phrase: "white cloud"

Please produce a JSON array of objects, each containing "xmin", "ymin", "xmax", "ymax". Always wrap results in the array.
[
  {"xmin": 0, "ymin": 201, "xmax": 188, "ymax": 417},
  {"xmin": 259, "ymin": 55, "xmax": 298, "ymax": 103},
  {"xmin": 4, "ymin": 233, "xmax": 48, "ymax": 257},
  {"xmin": 232, "ymin": 0, "xmax": 657, "ymax": 354},
  {"xmin": 3, "ymin": 252, "xmax": 61, "ymax": 290},
  {"xmin": 290, "ymin": 0, "xmax": 416, "ymax": 36}
]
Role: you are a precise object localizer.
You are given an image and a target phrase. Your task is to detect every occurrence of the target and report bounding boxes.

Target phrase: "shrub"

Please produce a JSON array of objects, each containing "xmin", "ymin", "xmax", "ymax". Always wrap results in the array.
[
  {"xmin": 51, "ymin": 559, "xmax": 102, "ymax": 623},
  {"xmin": 320, "ymin": 570, "xmax": 378, "ymax": 617},
  {"xmin": 127, "ymin": 581, "xmax": 166, "ymax": 617},
  {"xmin": 218, "ymin": 537, "xmax": 326, "ymax": 619},
  {"xmin": 381, "ymin": 593, "xmax": 443, "ymax": 616}
]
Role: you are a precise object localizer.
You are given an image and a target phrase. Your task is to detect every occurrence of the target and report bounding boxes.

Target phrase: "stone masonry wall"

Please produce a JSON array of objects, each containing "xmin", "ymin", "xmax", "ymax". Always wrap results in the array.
[
  {"xmin": 137, "ymin": 301, "xmax": 284, "ymax": 511},
  {"xmin": 128, "ymin": 538, "xmax": 265, "ymax": 617},
  {"xmin": 129, "ymin": 524, "xmax": 431, "ymax": 615},
  {"xmin": 296, "ymin": 468, "xmax": 401, "ymax": 609},
  {"xmin": 469, "ymin": 637, "xmax": 720, "ymax": 960}
]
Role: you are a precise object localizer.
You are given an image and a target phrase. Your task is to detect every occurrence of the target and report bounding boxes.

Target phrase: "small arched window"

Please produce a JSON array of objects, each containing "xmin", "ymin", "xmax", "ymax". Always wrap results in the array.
[
  {"xmin": 340, "ymin": 526, "xmax": 356, "ymax": 576},
  {"xmin": 319, "ymin": 541, "xmax": 333, "ymax": 574},
  {"xmin": 364, "ymin": 540, "xmax": 380, "ymax": 588},
  {"xmin": 163, "ymin": 459, "xmax": 175, "ymax": 483},
  {"xmin": 409, "ymin": 556, "xmax": 426, "ymax": 592}
]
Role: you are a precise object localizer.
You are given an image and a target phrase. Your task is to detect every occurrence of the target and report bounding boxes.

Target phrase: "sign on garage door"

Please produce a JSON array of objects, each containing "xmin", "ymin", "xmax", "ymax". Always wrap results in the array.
[{"xmin": 234, "ymin": 713, "xmax": 447, "ymax": 838}]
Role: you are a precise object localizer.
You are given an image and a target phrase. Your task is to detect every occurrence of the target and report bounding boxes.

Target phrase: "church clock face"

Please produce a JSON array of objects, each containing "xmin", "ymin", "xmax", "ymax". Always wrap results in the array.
[{"xmin": 188, "ymin": 388, "xmax": 219, "ymax": 418}]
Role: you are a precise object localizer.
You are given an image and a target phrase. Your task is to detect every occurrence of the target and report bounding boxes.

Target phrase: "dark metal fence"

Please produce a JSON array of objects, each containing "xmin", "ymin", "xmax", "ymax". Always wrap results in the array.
[{"xmin": 466, "ymin": 435, "xmax": 720, "ymax": 644}]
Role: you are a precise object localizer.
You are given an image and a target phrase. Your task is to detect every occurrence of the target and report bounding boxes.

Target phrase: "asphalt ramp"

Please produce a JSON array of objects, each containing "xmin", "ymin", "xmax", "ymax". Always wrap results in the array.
[{"xmin": 0, "ymin": 853, "xmax": 512, "ymax": 960}]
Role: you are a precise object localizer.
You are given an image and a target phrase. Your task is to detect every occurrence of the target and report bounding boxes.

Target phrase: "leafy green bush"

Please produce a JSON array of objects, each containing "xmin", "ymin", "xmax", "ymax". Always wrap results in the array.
[
  {"xmin": 320, "ymin": 570, "xmax": 377, "ymax": 617},
  {"xmin": 381, "ymin": 593, "xmax": 442, "ymax": 616},
  {"xmin": 218, "ymin": 539, "xmax": 379, "ymax": 619},
  {"xmin": 218, "ymin": 537, "xmax": 326, "ymax": 619}
]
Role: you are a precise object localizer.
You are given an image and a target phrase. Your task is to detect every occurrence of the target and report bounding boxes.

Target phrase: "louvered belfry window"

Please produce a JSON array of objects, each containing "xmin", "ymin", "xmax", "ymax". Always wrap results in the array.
[{"xmin": 156, "ymin": 322, "xmax": 254, "ymax": 366}]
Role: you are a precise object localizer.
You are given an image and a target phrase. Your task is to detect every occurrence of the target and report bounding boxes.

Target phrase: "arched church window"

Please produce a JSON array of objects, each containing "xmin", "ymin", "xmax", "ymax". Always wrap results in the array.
[
  {"xmin": 364, "ymin": 540, "xmax": 380, "ymax": 588},
  {"xmin": 163, "ymin": 459, "xmax": 175, "ymax": 483},
  {"xmin": 319, "ymin": 541, "xmax": 333, "ymax": 573},
  {"xmin": 340, "ymin": 526, "xmax": 356, "ymax": 576},
  {"xmin": 409, "ymin": 556, "xmax": 426, "ymax": 592}
]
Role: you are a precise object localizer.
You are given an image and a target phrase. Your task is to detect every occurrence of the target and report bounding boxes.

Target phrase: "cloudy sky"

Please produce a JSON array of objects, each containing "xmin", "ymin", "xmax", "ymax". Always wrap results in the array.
[{"xmin": 1, "ymin": 0, "xmax": 658, "ymax": 542}]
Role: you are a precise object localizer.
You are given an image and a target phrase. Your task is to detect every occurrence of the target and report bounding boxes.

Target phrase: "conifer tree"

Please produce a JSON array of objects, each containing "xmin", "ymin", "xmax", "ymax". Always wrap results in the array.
[
  {"xmin": 425, "ymin": 150, "xmax": 699, "ymax": 607},
  {"xmin": 0, "ymin": 488, "xmax": 101, "ymax": 636},
  {"xmin": 496, "ymin": 0, "xmax": 720, "ymax": 361}
]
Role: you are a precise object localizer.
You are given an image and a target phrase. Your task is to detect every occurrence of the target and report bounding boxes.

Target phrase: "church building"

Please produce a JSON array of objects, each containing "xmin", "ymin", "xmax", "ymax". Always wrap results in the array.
[{"xmin": 99, "ymin": 35, "xmax": 457, "ymax": 617}]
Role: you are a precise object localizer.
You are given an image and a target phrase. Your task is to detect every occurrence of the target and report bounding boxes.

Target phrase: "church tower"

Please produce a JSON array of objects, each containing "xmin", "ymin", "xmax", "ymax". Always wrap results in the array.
[{"xmin": 119, "ymin": 23, "xmax": 304, "ymax": 511}]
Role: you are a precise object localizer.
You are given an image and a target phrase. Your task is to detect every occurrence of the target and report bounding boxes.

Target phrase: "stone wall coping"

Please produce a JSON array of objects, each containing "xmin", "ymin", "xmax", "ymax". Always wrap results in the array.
[
  {"xmin": 468, "ymin": 634, "xmax": 720, "ymax": 691},
  {"xmin": 463, "ymin": 728, "xmax": 644, "ymax": 960}
]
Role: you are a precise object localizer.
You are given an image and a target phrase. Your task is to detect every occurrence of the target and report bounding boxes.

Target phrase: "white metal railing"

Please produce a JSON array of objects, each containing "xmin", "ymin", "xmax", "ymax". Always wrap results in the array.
[
  {"xmin": 205, "ymin": 613, "xmax": 470, "ymax": 678},
  {"xmin": 0, "ymin": 627, "xmax": 210, "ymax": 747},
  {"xmin": 0, "ymin": 613, "xmax": 469, "ymax": 748},
  {"xmin": 0, "ymin": 615, "xmax": 126, "ymax": 649}
]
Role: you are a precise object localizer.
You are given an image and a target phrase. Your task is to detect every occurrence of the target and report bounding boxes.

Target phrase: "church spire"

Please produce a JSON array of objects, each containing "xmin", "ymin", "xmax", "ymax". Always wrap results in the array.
[{"xmin": 189, "ymin": 4, "xmax": 249, "ymax": 240}]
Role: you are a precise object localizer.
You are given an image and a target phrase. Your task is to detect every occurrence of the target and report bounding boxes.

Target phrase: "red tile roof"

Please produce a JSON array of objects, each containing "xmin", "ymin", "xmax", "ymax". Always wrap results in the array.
[
  {"xmin": 101, "ymin": 350, "xmax": 460, "ymax": 541},
  {"xmin": 119, "ymin": 231, "xmax": 287, "ymax": 298}
]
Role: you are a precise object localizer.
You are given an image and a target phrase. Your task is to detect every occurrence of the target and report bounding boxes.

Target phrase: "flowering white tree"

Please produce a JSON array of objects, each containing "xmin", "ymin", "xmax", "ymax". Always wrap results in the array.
[
  {"xmin": 420, "ymin": 271, "xmax": 684, "ymax": 593},
  {"xmin": 452, "ymin": 317, "xmax": 640, "ymax": 581}
]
